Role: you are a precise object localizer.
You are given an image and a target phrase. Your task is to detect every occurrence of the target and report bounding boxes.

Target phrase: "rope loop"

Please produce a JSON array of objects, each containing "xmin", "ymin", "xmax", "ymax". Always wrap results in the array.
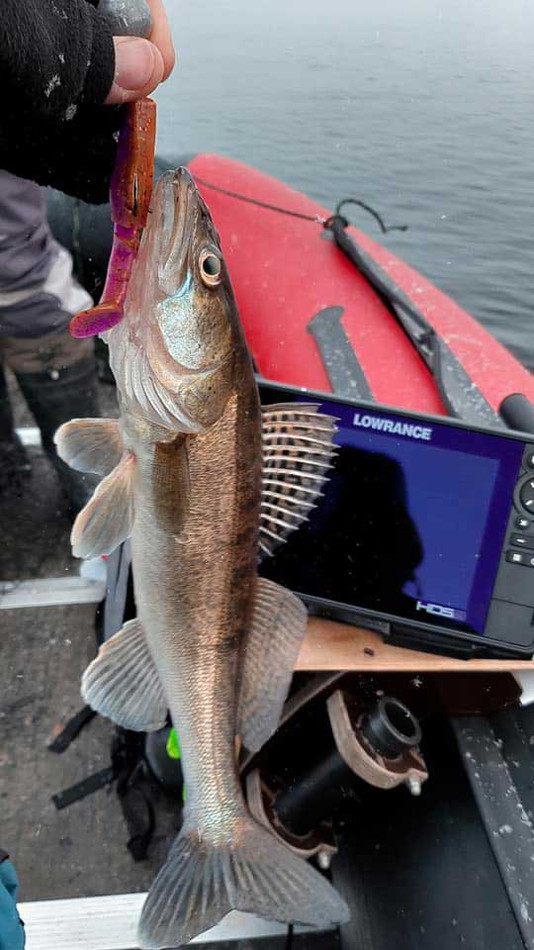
[
  {"xmin": 192, "ymin": 176, "xmax": 407, "ymax": 235},
  {"xmin": 335, "ymin": 198, "xmax": 408, "ymax": 234}
]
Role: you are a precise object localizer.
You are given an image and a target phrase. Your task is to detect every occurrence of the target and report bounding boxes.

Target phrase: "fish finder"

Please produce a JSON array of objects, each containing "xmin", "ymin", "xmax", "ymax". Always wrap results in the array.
[{"xmin": 258, "ymin": 381, "xmax": 534, "ymax": 659}]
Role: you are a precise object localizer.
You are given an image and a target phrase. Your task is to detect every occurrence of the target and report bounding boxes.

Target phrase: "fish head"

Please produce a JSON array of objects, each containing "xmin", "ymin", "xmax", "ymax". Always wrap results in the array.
[{"xmin": 107, "ymin": 167, "xmax": 241, "ymax": 433}]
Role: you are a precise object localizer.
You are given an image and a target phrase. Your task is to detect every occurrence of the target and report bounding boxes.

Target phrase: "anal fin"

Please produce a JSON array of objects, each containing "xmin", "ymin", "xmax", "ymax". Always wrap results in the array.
[
  {"xmin": 81, "ymin": 618, "xmax": 167, "ymax": 731},
  {"xmin": 54, "ymin": 417, "xmax": 123, "ymax": 476},
  {"xmin": 238, "ymin": 577, "xmax": 307, "ymax": 753},
  {"xmin": 71, "ymin": 452, "xmax": 135, "ymax": 559}
]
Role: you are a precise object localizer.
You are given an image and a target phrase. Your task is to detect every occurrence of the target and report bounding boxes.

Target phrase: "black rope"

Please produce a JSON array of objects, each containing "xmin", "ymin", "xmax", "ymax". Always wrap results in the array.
[
  {"xmin": 194, "ymin": 176, "xmax": 325, "ymax": 224},
  {"xmin": 194, "ymin": 176, "xmax": 407, "ymax": 235},
  {"xmin": 335, "ymin": 198, "xmax": 408, "ymax": 234}
]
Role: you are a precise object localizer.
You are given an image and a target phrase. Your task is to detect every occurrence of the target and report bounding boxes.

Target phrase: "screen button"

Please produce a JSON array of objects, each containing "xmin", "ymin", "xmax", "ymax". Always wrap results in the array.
[
  {"xmin": 511, "ymin": 534, "xmax": 534, "ymax": 550},
  {"xmin": 506, "ymin": 550, "xmax": 534, "ymax": 567},
  {"xmin": 520, "ymin": 481, "xmax": 534, "ymax": 512},
  {"xmin": 516, "ymin": 517, "xmax": 531, "ymax": 530}
]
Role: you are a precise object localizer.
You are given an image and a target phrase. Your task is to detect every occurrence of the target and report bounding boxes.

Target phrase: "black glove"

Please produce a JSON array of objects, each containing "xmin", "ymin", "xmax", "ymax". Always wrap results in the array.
[{"xmin": 0, "ymin": 0, "xmax": 120, "ymax": 203}]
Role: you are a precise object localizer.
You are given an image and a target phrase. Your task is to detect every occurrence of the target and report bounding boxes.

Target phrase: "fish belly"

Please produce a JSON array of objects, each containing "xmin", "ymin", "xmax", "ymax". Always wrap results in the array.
[{"xmin": 131, "ymin": 392, "xmax": 261, "ymax": 837}]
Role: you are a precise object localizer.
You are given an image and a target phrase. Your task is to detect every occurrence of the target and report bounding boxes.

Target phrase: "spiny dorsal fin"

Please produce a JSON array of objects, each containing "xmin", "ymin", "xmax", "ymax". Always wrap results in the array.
[
  {"xmin": 71, "ymin": 452, "xmax": 135, "ymax": 559},
  {"xmin": 54, "ymin": 417, "xmax": 123, "ymax": 476},
  {"xmin": 82, "ymin": 618, "xmax": 167, "ymax": 732},
  {"xmin": 260, "ymin": 402, "xmax": 337, "ymax": 558},
  {"xmin": 238, "ymin": 576, "xmax": 307, "ymax": 752}
]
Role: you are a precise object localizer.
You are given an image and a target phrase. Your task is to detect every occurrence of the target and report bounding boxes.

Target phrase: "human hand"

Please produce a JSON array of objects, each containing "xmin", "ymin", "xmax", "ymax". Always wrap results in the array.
[{"xmin": 105, "ymin": 0, "xmax": 175, "ymax": 105}]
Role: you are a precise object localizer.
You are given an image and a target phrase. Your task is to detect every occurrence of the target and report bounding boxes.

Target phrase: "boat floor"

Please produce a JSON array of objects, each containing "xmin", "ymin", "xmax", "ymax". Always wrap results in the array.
[{"xmin": 0, "ymin": 375, "xmax": 174, "ymax": 896}]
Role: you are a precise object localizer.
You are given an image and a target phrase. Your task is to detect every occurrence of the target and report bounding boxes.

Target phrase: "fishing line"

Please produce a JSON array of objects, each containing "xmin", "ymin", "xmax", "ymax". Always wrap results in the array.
[
  {"xmin": 194, "ymin": 176, "xmax": 326, "ymax": 224},
  {"xmin": 193, "ymin": 176, "xmax": 407, "ymax": 234}
]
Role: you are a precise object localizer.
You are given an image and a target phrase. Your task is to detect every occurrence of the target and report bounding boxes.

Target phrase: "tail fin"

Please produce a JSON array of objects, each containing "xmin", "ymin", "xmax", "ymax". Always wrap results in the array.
[{"xmin": 138, "ymin": 818, "xmax": 349, "ymax": 948}]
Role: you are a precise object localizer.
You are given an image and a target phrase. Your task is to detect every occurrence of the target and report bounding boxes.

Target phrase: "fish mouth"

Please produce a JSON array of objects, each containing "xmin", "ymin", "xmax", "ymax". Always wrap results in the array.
[{"xmin": 156, "ymin": 167, "xmax": 219, "ymax": 297}]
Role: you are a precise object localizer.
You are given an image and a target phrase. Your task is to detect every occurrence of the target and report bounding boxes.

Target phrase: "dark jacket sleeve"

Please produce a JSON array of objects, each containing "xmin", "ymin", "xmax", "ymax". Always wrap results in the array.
[{"xmin": 0, "ymin": 0, "xmax": 122, "ymax": 203}]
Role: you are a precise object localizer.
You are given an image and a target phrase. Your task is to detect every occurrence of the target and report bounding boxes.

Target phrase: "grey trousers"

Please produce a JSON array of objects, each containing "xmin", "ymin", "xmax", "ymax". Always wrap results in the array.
[{"xmin": 0, "ymin": 170, "xmax": 93, "ymax": 373}]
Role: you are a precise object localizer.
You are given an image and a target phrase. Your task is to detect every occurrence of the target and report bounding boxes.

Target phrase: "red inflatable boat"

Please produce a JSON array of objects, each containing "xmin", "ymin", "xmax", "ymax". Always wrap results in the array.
[
  {"xmin": 55, "ymin": 142, "xmax": 534, "ymax": 422},
  {"xmin": 183, "ymin": 153, "xmax": 534, "ymax": 421}
]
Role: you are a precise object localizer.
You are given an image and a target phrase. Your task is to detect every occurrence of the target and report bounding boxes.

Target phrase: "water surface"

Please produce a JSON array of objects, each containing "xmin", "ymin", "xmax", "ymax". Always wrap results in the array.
[{"xmin": 155, "ymin": 0, "xmax": 534, "ymax": 369}]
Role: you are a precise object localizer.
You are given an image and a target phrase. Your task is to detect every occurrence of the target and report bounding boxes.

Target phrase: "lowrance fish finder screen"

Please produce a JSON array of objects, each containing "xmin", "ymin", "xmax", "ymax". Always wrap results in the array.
[{"xmin": 260, "ymin": 390, "xmax": 524, "ymax": 637}]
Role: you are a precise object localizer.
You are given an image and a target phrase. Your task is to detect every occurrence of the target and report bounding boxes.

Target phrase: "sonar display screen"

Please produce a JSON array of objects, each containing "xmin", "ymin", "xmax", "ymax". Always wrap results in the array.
[{"xmin": 260, "ymin": 390, "xmax": 524, "ymax": 637}]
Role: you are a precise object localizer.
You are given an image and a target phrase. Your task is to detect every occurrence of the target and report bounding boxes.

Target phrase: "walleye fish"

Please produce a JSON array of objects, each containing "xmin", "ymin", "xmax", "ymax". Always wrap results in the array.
[{"xmin": 55, "ymin": 168, "xmax": 349, "ymax": 948}]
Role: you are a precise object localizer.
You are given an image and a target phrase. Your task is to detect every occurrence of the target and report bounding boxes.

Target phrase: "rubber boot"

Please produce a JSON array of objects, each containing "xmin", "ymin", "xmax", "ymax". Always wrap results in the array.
[
  {"xmin": 15, "ymin": 356, "xmax": 100, "ymax": 515},
  {"xmin": 0, "ymin": 363, "xmax": 31, "ymax": 495}
]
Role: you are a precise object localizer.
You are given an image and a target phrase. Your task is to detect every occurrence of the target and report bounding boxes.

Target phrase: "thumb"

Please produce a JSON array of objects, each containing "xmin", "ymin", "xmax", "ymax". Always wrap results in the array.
[{"xmin": 105, "ymin": 36, "xmax": 165, "ymax": 104}]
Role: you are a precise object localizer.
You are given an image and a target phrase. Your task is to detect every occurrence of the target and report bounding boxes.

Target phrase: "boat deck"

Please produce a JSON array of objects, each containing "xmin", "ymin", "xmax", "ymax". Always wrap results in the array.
[{"xmin": 0, "ymin": 374, "xmax": 176, "ymax": 902}]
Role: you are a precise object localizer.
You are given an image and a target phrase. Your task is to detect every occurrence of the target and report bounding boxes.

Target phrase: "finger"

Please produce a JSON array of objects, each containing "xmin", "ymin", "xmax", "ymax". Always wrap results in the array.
[
  {"xmin": 145, "ymin": 0, "xmax": 175, "ymax": 79},
  {"xmin": 105, "ymin": 36, "xmax": 165, "ymax": 104}
]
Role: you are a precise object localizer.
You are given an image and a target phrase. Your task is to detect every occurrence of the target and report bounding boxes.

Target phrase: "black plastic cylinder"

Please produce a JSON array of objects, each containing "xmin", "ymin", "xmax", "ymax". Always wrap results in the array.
[
  {"xmin": 360, "ymin": 696, "xmax": 421, "ymax": 760},
  {"xmin": 273, "ymin": 696, "xmax": 421, "ymax": 837},
  {"xmin": 274, "ymin": 748, "xmax": 355, "ymax": 837}
]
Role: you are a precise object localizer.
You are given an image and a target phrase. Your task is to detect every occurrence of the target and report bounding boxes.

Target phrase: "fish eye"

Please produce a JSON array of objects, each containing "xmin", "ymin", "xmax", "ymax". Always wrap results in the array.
[{"xmin": 199, "ymin": 250, "xmax": 222, "ymax": 287}]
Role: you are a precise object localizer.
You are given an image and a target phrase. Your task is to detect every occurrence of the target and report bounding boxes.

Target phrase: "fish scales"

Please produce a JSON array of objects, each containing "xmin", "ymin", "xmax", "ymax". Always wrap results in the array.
[{"xmin": 130, "ymin": 381, "xmax": 262, "ymax": 833}]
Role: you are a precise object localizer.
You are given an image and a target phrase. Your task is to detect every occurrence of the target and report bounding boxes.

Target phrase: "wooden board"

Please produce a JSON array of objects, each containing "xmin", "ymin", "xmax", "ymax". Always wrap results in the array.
[{"xmin": 297, "ymin": 617, "xmax": 534, "ymax": 672}]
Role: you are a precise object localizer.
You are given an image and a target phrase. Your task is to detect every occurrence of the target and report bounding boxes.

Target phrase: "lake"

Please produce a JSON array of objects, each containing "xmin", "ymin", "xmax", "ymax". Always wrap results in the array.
[{"xmin": 154, "ymin": 0, "xmax": 534, "ymax": 370}]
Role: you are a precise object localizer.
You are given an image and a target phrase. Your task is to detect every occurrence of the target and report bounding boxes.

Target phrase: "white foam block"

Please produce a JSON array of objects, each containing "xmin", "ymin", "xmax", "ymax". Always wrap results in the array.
[
  {"xmin": 514, "ymin": 670, "xmax": 534, "ymax": 706},
  {"xmin": 0, "ymin": 576, "xmax": 105, "ymax": 609},
  {"xmin": 18, "ymin": 893, "xmax": 316, "ymax": 949}
]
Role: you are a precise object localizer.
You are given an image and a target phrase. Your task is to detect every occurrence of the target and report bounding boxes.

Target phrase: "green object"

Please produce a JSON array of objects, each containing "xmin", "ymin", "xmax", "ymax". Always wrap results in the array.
[
  {"xmin": 166, "ymin": 728, "xmax": 181, "ymax": 761},
  {"xmin": 166, "ymin": 729, "xmax": 186, "ymax": 803}
]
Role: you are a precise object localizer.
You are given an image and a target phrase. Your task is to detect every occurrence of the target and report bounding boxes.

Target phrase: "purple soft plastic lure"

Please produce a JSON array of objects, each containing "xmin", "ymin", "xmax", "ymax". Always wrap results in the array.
[{"xmin": 69, "ymin": 98, "xmax": 156, "ymax": 339}]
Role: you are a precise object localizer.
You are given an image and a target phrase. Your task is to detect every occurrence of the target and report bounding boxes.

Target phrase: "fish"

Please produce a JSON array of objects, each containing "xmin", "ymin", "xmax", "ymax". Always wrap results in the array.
[{"xmin": 54, "ymin": 168, "xmax": 349, "ymax": 948}]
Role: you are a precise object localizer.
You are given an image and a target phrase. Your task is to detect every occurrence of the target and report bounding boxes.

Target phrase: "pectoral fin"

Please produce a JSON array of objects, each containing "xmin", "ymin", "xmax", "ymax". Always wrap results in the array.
[
  {"xmin": 238, "ymin": 577, "xmax": 307, "ymax": 753},
  {"xmin": 54, "ymin": 417, "xmax": 123, "ymax": 476},
  {"xmin": 260, "ymin": 403, "xmax": 337, "ymax": 558},
  {"xmin": 71, "ymin": 452, "xmax": 135, "ymax": 559},
  {"xmin": 81, "ymin": 618, "xmax": 168, "ymax": 731}
]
